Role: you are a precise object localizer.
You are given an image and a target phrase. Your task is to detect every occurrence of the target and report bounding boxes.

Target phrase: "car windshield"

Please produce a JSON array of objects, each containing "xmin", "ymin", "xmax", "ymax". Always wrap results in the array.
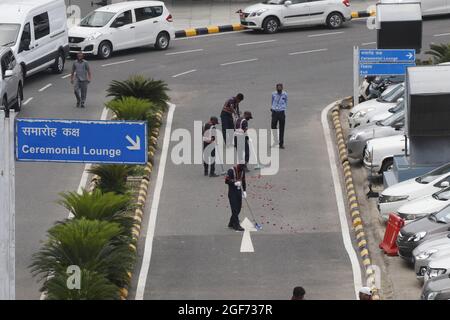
[
  {"xmin": 80, "ymin": 11, "xmax": 115, "ymax": 27},
  {"xmin": 416, "ymin": 163, "xmax": 450, "ymax": 184},
  {"xmin": 0, "ymin": 23, "xmax": 20, "ymax": 46},
  {"xmin": 378, "ymin": 83, "xmax": 405, "ymax": 103},
  {"xmin": 380, "ymin": 109, "xmax": 405, "ymax": 126},
  {"xmin": 435, "ymin": 206, "xmax": 450, "ymax": 223},
  {"xmin": 434, "ymin": 188, "xmax": 450, "ymax": 201}
]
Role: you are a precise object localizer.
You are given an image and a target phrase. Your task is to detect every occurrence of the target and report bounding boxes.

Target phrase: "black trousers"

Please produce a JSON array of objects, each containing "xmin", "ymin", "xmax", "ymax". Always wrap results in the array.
[
  {"xmin": 271, "ymin": 110, "xmax": 286, "ymax": 146},
  {"xmin": 220, "ymin": 111, "xmax": 234, "ymax": 144},
  {"xmin": 203, "ymin": 142, "xmax": 215, "ymax": 174},
  {"xmin": 234, "ymin": 135, "xmax": 249, "ymax": 165},
  {"xmin": 228, "ymin": 191, "xmax": 242, "ymax": 227}
]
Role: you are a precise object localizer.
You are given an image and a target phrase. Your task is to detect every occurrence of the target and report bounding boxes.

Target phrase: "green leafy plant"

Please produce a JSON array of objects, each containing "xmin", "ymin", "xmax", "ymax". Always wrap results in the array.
[
  {"xmin": 88, "ymin": 164, "xmax": 134, "ymax": 194},
  {"xmin": 106, "ymin": 75, "xmax": 169, "ymax": 111},
  {"xmin": 425, "ymin": 43, "xmax": 450, "ymax": 64}
]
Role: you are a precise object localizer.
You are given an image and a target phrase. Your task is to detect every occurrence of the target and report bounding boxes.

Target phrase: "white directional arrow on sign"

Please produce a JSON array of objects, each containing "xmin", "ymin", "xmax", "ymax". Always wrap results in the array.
[
  {"xmin": 406, "ymin": 52, "xmax": 414, "ymax": 60},
  {"xmin": 126, "ymin": 135, "xmax": 141, "ymax": 151},
  {"xmin": 240, "ymin": 217, "xmax": 257, "ymax": 253}
]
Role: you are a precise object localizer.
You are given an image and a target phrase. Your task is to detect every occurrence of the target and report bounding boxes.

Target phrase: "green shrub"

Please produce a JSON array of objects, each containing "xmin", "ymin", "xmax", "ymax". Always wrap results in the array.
[{"xmin": 88, "ymin": 164, "xmax": 134, "ymax": 195}]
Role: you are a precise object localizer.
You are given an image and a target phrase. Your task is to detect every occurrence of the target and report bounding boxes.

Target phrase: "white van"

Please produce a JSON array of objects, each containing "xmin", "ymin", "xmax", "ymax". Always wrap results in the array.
[
  {"xmin": 0, "ymin": 0, "xmax": 69, "ymax": 78},
  {"xmin": 68, "ymin": 1, "xmax": 175, "ymax": 59}
]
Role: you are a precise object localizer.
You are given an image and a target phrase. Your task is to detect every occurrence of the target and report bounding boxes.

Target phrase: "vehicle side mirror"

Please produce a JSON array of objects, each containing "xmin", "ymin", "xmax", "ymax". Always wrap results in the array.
[
  {"xmin": 285, "ymin": 0, "xmax": 292, "ymax": 6},
  {"xmin": 441, "ymin": 181, "xmax": 450, "ymax": 188},
  {"xmin": 397, "ymin": 97, "xmax": 404, "ymax": 103},
  {"xmin": 4, "ymin": 70, "xmax": 13, "ymax": 78},
  {"xmin": 112, "ymin": 20, "xmax": 124, "ymax": 28}
]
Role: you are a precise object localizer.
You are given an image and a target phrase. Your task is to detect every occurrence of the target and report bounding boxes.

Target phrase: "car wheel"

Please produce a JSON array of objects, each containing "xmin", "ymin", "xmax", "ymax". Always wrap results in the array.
[
  {"xmin": 381, "ymin": 158, "xmax": 394, "ymax": 173},
  {"xmin": 14, "ymin": 85, "xmax": 23, "ymax": 112},
  {"xmin": 98, "ymin": 41, "xmax": 112, "ymax": 59},
  {"xmin": 155, "ymin": 32, "xmax": 170, "ymax": 50},
  {"xmin": 327, "ymin": 12, "xmax": 344, "ymax": 29},
  {"xmin": 262, "ymin": 17, "xmax": 280, "ymax": 34},
  {"xmin": 52, "ymin": 52, "xmax": 65, "ymax": 74}
]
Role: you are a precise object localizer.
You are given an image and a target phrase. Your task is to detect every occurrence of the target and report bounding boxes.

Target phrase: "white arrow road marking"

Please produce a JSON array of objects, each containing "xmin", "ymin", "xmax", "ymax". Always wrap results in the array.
[
  {"xmin": 240, "ymin": 217, "xmax": 257, "ymax": 253},
  {"xmin": 126, "ymin": 135, "xmax": 141, "ymax": 150}
]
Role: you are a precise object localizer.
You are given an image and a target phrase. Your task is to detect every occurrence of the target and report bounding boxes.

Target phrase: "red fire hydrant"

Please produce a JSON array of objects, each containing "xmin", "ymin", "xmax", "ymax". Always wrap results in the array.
[{"xmin": 379, "ymin": 213, "xmax": 405, "ymax": 256}]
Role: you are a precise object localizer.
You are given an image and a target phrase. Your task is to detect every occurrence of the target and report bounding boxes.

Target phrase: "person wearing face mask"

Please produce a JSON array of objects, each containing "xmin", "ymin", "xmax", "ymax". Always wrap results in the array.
[
  {"xmin": 225, "ymin": 164, "xmax": 247, "ymax": 232},
  {"xmin": 271, "ymin": 83, "xmax": 288, "ymax": 149}
]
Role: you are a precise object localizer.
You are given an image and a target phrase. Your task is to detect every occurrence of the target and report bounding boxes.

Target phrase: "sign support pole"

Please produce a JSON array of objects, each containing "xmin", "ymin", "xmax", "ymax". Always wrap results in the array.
[
  {"xmin": 0, "ymin": 109, "xmax": 15, "ymax": 300},
  {"xmin": 353, "ymin": 46, "xmax": 359, "ymax": 106}
]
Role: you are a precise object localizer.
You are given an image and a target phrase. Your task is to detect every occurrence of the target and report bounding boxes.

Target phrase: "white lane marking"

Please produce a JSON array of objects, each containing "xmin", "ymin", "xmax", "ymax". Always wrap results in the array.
[
  {"xmin": 220, "ymin": 58, "xmax": 258, "ymax": 66},
  {"xmin": 38, "ymin": 84, "xmax": 52, "ymax": 92},
  {"xmin": 434, "ymin": 32, "xmax": 450, "ymax": 37},
  {"xmin": 172, "ymin": 69, "xmax": 197, "ymax": 78},
  {"xmin": 321, "ymin": 102, "xmax": 363, "ymax": 300},
  {"xmin": 236, "ymin": 39, "xmax": 277, "ymax": 46},
  {"xmin": 289, "ymin": 48, "xmax": 328, "ymax": 56},
  {"xmin": 61, "ymin": 73, "xmax": 71, "ymax": 79},
  {"xmin": 23, "ymin": 97, "xmax": 33, "ymax": 106},
  {"xmin": 39, "ymin": 106, "xmax": 109, "ymax": 301},
  {"xmin": 135, "ymin": 103, "xmax": 176, "ymax": 300},
  {"xmin": 361, "ymin": 42, "xmax": 376, "ymax": 46},
  {"xmin": 240, "ymin": 218, "xmax": 257, "ymax": 253},
  {"xmin": 308, "ymin": 31, "xmax": 344, "ymax": 38},
  {"xmin": 101, "ymin": 59, "xmax": 135, "ymax": 67},
  {"xmin": 165, "ymin": 49, "xmax": 204, "ymax": 56}
]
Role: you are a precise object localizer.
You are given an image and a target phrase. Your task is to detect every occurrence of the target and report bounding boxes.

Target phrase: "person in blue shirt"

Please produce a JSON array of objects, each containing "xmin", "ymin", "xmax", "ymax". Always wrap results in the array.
[{"xmin": 271, "ymin": 83, "xmax": 288, "ymax": 149}]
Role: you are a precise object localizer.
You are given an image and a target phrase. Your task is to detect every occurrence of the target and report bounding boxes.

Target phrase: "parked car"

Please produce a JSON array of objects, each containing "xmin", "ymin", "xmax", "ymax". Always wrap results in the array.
[
  {"xmin": 367, "ymin": 97, "xmax": 404, "ymax": 124},
  {"xmin": 397, "ymin": 204, "xmax": 450, "ymax": 263},
  {"xmin": 347, "ymin": 109, "xmax": 404, "ymax": 160},
  {"xmin": 348, "ymin": 82, "xmax": 405, "ymax": 128},
  {"xmin": 378, "ymin": 162, "xmax": 450, "ymax": 220},
  {"xmin": 68, "ymin": 1, "xmax": 175, "ymax": 59},
  {"xmin": 421, "ymin": 274, "xmax": 450, "ymax": 300},
  {"xmin": 425, "ymin": 255, "xmax": 450, "ymax": 282},
  {"xmin": 0, "ymin": 0, "xmax": 69, "ymax": 77},
  {"xmin": 380, "ymin": 0, "xmax": 450, "ymax": 17},
  {"xmin": 414, "ymin": 232, "xmax": 450, "ymax": 280},
  {"xmin": 397, "ymin": 187, "xmax": 450, "ymax": 222},
  {"xmin": 0, "ymin": 46, "xmax": 24, "ymax": 113},
  {"xmin": 238, "ymin": 0, "xmax": 352, "ymax": 34},
  {"xmin": 363, "ymin": 134, "xmax": 407, "ymax": 175}
]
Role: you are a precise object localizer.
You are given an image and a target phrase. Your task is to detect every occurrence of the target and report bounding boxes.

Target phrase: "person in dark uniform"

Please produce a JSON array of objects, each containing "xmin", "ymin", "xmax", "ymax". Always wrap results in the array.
[
  {"xmin": 225, "ymin": 164, "xmax": 247, "ymax": 231},
  {"xmin": 271, "ymin": 83, "xmax": 288, "ymax": 149},
  {"xmin": 220, "ymin": 93, "xmax": 244, "ymax": 145},
  {"xmin": 234, "ymin": 111, "xmax": 253, "ymax": 172},
  {"xmin": 203, "ymin": 116, "xmax": 219, "ymax": 177}
]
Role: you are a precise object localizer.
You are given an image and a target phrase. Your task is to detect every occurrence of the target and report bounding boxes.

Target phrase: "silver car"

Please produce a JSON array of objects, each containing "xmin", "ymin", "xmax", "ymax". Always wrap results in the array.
[
  {"xmin": 0, "ymin": 46, "xmax": 23, "ymax": 112},
  {"xmin": 413, "ymin": 232, "xmax": 450, "ymax": 281},
  {"xmin": 347, "ymin": 108, "xmax": 404, "ymax": 160}
]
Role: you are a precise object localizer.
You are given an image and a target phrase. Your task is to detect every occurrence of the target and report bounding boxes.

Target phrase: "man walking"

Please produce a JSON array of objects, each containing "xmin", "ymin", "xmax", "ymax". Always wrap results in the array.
[
  {"xmin": 271, "ymin": 83, "xmax": 288, "ymax": 149},
  {"xmin": 203, "ymin": 116, "xmax": 220, "ymax": 177},
  {"xmin": 221, "ymin": 93, "xmax": 244, "ymax": 145},
  {"xmin": 70, "ymin": 52, "xmax": 91, "ymax": 108},
  {"xmin": 225, "ymin": 164, "xmax": 247, "ymax": 231},
  {"xmin": 234, "ymin": 111, "xmax": 253, "ymax": 172}
]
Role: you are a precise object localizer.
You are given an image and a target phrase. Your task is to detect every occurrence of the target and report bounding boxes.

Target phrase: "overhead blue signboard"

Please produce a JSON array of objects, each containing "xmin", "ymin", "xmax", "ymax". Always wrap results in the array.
[
  {"xmin": 16, "ymin": 119, "xmax": 148, "ymax": 164},
  {"xmin": 360, "ymin": 63, "xmax": 416, "ymax": 76},
  {"xmin": 359, "ymin": 49, "xmax": 416, "ymax": 63}
]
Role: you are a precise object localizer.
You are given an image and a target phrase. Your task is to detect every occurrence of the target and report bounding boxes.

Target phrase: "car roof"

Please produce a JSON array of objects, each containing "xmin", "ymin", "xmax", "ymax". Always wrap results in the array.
[
  {"xmin": 0, "ymin": 0, "xmax": 62, "ymax": 23},
  {"xmin": 94, "ymin": 1, "xmax": 165, "ymax": 13}
]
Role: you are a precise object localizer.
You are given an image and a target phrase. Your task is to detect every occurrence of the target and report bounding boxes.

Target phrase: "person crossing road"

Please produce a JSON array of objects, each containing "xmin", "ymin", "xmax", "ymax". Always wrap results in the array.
[
  {"xmin": 234, "ymin": 111, "xmax": 253, "ymax": 172},
  {"xmin": 225, "ymin": 164, "xmax": 247, "ymax": 232},
  {"xmin": 271, "ymin": 83, "xmax": 288, "ymax": 149},
  {"xmin": 70, "ymin": 51, "xmax": 92, "ymax": 108},
  {"xmin": 220, "ymin": 93, "xmax": 244, "ymax": 145},
  {"xmin": 203, "ymin": 116, "xmax": 220, "ymax": 177}
]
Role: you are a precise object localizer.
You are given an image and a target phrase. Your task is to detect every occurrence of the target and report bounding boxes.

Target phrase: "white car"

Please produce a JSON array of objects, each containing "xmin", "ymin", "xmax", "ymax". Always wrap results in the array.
[
  {"xmin": 239, "ymin": 0, "xmax": 352, "ymax": 34},
  {"xmin": 363, "ymin": 134, "xmax": 407, "ymax": 176},
  {"xmin": 348, "ymin": 82, "xmax": 405, "ymax": 129},
  {"xmin": 378, "ymin": 162, "xmax": 450, "ymax": 220},
  {"xmin": 367, "ymin": 98, "xmax": 404, "ymax": 124},
  {"xmin": 68, "ymin": 1, "xmax": 175, "ymax": 59},
  {"xmin": 0, "ymin": 46, "xmax": 24, "ymax": 113},
  {"xmin": 379, "ymin": 0, "xmax": 450, "ymax": 16},
  {"xmin": 397, "ymin": 187, "xmax": 450, "ymax": 222}
]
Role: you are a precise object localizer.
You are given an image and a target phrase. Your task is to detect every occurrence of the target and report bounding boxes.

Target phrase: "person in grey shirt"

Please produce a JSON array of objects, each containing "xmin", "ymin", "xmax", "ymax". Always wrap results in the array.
[{"xmin": 70, "ymin": 52, "xmax": 92, "ymax": 108}]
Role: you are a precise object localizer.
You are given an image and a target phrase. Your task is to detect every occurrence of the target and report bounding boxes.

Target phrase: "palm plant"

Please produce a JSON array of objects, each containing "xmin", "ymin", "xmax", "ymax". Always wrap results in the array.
[
  {"xmin": 30, "ymin": 218, "xmax": 135, "ymax": 289},
  {"xmin": 106, "ymin": 75, "xmax": 169, "ymax": 111},
  {"xmin": 88, "ymin": 164, "xmax": 134, "ymax": 194},
  {"xmin": 425, "ymin": 43, "xmax": 450, "ymax": 64},
  {"xmin": 45, "ymin": 269, "xmax": 120, "ymax": 300},
  {"xmin": 58, "ymin": 189, "xmax": 135, "ymax": 237}
]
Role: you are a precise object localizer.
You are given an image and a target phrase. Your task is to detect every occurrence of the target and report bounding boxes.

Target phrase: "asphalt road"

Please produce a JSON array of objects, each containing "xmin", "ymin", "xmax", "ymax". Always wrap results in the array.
[{"xmin": 14, "ymin": 16, "xmax": 450, "ymax": 299}]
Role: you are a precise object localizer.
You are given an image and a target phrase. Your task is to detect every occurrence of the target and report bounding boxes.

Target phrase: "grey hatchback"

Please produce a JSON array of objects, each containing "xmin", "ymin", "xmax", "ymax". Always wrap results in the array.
[{"xmin": 421, "ymin": 274, "xmax": 450, "ymax": 300}]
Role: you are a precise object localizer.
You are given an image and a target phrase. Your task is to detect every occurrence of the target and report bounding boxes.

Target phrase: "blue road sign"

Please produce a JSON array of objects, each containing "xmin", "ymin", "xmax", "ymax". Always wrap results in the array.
[
  {"xmin": 16, "ymin": 119, "xmax": 148, "ymax": 164},
  {"xmin": 360, "ymin": 63, "xmax": 416, "ymax": 76},
  {"xmin": 359, "ymin": 49, "xmax": 416, "ymax": 63}
]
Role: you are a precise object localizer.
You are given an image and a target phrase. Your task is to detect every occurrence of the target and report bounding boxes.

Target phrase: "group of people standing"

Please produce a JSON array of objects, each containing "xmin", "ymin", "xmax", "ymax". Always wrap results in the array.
[{"xmin": 202, "ymin": 84, "xmax": 288, "ymax": 231}]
